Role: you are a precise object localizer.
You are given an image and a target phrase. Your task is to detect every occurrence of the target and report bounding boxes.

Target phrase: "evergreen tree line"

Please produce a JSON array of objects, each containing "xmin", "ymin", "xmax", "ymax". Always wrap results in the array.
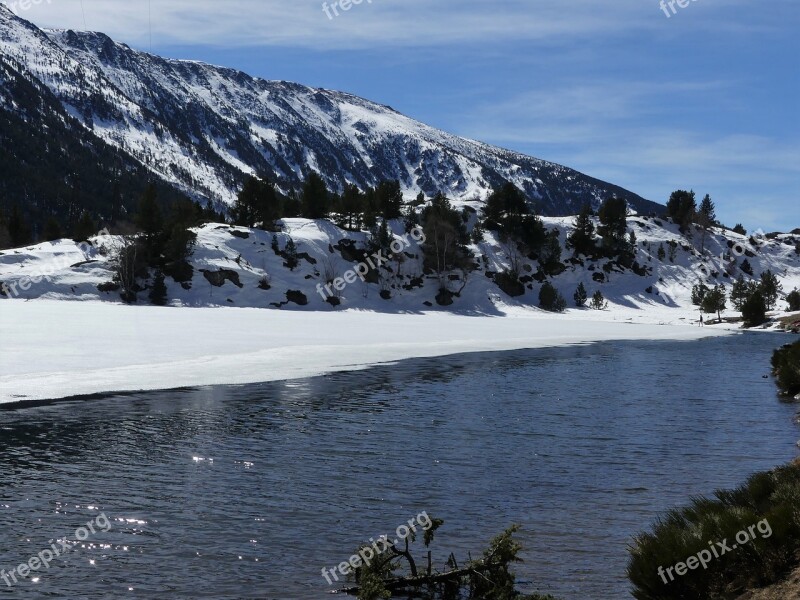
[
  {"xmin": 566, "ymin": 198, "xmax": 638, "ymax": 265},
  {"xmin": 230, "ymin": 173, "xmax": 405, "ymax": 231},
  {"xmin": 691, "ymin": 269, "xmax": 792, "ymax": 327},
  {"xmin": 7, "ymin": 168, "xmax": 796, "ymax": 318},
  {"xmin": 107, "ymin": 185, "xmax": 221, "ymax": 305},
  {"xmin": 0, "ymin": 170, "xmax": 404, "ymax": 252}
]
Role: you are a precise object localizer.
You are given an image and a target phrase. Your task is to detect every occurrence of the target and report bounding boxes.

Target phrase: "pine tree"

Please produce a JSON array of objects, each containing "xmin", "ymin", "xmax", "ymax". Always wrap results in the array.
[
  {"xmin": 786, "ymin": 289, "xmax": 800, "ymax": 312},
  {"xmin": 590, "ymin": 290, "xmax": 608, "ymax": 310},
  {"xmin": 470, "ymin": 221, "xmax": 484, "ymax": 244},
  {"xmin": 657, "ymin": 243, "xmax": 666, "ymax": 261},
  {"xmin": 698, "ymin": 194, "xmax": 716, "ymax": 224},
  {"xmin": 732, "ymin": 224, "xmax": 747, "ymax": 235},
  {"xmin": 624, "ymin": 230, "xmax": 638, "ymax": 265},
  {"xmin": 136, "ymin": 185, "xmax": 164, "ymax": 266},
  {"xmin": 136, "ymin": 184, "xmax": 163, "ymax": 238},
  {"xmin": 8, "ymin": 205, "xmax": 31, "ymax": 248},
  {"xmin": 666, "ymin": 190, "xmax": 697, "ymax": 233},
  {"xmin": 72, "ymin": 211, "xmax": 96, "ymax": 242},
  {"xmin": 283, "ymin": 190, "xmax": 302, "ymax": 218},
  {"xmin": 597, "ymin": 197, "xmax": 628, "ymax": 256},
  {"xmin": 740, "ymin": 258, "xmax": 754, "ymax": 275},
  {"xmin": 340, "ymin": 184, "xmax": 364, "ymax": 231},
  {"xmin": 568, "ymin": 204, "xmax": 596, "ymax": 256},
  {"xmin": 376, "ymin": 180, "xmax": 403, "ymax": 220},
  {"xmin": 701, "ymin": 284, "xmax": 726, "ymax": 322},
  {"xmin": 482, "ymin": 183, "xmax": 547, "ymax": 253},
  {"xmin": 284, "ymin": 238, "xmax": 299, "ymax": 270},
  {"xmin": 668, "ymin": 241, "xmax": 678, "ymax": 262},
  {"xmin": 149, "ymin": 270, "xmax": 168, "ymax": 306},
  {"xmin": 741, "ymin": 291, "xmax": 767, "ymax": 327},
  {"xmin": 539, "ymin": 281, "xmax": 566, "ymax": 312},
  {"xmin": 574, "ymin": 282, "xmax": 588, "ymax": 307},
  {"xmin": 0, "ymin": 210, "xmax": 10, "ymax": 249},
  {"xmin": 697, "ymin": 194, "xmax": 716, "ymax": 251},
  {"xmin": 202, "ymin": 200, "xmax": 223, "ymax": 224},
  {"xmin": 370, "ymin": 219, "xmax": 392, "ymax": 255},
  {"xmin": 540, "ymin": 233, "xmax": 562, "ymax": 270},
  {"xmin": 43, "ymin": 217, "xmax": 63, "ymax": 242},
  {"xmin": 691, "ymin": 282, "xmax": 710, "ymax": 306},
  {"xmin": 232, "ymin": 176, "xmax": 280, "ymax": 227},
  {"xmin": 231, "ymin": 177, "xmax": 257, "ymax": 226},
  {"xmin": 483, "ymin": 183, "xmax": 528, "ymax": 226},
  {"xmin": 301, "ymin": 172, "xmax": 329, "ymax": 219},
  {"xmin": 731, "ymin": 276, "xmax": 757, "ymax": 310},
  {"xmin": 759, "ymin": 269, "xmax": 782, "ymax": 310}
]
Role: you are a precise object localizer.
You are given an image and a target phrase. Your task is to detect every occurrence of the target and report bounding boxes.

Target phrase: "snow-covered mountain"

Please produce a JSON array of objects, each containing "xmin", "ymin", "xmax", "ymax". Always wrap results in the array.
[{"xmin": 0, "ymin": 5, "xmax": 662, "ymax": 216}]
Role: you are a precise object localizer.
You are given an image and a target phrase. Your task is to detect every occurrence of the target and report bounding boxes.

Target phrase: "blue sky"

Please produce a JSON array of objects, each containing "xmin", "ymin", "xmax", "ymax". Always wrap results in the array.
[{"xmin": 15, "ymin": 0, "xmax": 800, "ymax": 230}]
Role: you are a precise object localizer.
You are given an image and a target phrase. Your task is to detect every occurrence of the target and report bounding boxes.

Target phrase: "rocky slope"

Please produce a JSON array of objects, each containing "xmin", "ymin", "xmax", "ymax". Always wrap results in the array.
[{"xmin": 1, "ymin": 214, "xmax": 798, "ymax": 324}]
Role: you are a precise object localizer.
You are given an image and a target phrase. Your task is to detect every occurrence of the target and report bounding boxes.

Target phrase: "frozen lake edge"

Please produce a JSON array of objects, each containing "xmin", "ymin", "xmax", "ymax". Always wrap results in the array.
[{"xmin": 0, "ymin": 300, "xmax": 737, "ymax": 406}]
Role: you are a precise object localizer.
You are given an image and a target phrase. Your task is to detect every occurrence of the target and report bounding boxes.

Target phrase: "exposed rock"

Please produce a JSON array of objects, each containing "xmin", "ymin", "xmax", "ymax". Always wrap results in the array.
[
  {"xmin": 333, "ymin": 239, "xmax": 364, "ymax": 263},
  {"xmin": 403, "ymin": 276, "xmax": 425, "ymax": 290},
  {"xmin": 285, "ymin": 289, "xmax": 308, "ymax": 306},
  {"xmin": 495, "ymin": 272, "xmax": 525, "ymax": 298},
  {"xmin": 201, "ymin": 269, "xmax": 243, "ymax": 288},
  {"xmin": 297, "ymin": 252, "xmax": 317, "ymax": 265},
  {"xmin": 164, "ymin": 260, "xmax": 194, "ymax": 283},
  {"xmin": 435, "ymin": 288, "xmax": 455, "ymax": 306}
]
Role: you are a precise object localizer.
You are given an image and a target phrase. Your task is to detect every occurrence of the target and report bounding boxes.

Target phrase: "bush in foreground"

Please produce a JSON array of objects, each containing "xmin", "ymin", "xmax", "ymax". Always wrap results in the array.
[
  {"xmin": 772, "ymin": 340, "xmax": 800, "ymax": 397},
  {"xmin": 344, "ymin": 519, "xmax": 558, "ymax": 600},
  {"xmin": 628, "ymin": 462, "xmax": 800, "ymax": 600}
]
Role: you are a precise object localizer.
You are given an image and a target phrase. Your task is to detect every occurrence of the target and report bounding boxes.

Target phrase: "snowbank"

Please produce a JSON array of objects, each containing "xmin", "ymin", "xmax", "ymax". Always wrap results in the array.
[{"xmin": 0, "ymin": 300, "xmax": 731, "ymax": 406}]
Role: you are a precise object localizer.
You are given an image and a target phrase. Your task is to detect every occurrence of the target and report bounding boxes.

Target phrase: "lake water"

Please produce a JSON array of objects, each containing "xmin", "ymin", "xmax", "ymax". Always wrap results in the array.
[{"xmin": 0, "ymin": 333, "xmax": 797, "ymax": 599}]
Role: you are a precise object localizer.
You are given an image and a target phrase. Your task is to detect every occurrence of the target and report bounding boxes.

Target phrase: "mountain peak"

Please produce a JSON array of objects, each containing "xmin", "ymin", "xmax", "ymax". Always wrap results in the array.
[{"xmin": 0, "ymin": 10, "xmax": 662, "ymax": 216}]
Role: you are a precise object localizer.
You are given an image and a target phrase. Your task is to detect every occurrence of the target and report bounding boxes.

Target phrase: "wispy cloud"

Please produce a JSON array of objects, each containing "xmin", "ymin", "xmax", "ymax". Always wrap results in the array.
[
  {"xmin": 6, "ymin": 0, "xmax": 722, "ymax": 50},
  {"xmin": 13, "ymin": 0, "xmax": 791, "ymax": 51}
]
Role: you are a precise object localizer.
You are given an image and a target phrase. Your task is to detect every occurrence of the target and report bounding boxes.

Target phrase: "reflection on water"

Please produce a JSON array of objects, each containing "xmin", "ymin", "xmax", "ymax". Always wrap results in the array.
[{"xmin": 0, "ymin": 334, "xmax": 797, "ymax": 599}]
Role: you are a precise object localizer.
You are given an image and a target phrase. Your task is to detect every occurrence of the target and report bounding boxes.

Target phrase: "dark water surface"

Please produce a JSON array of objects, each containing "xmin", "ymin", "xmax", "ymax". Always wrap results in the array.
[{"xmin": 1, "ymin": 334, "xmax": 798, "ymax": 599}]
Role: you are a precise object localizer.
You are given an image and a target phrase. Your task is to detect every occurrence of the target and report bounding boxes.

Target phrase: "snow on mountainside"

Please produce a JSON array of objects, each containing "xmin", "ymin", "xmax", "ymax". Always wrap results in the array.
[
  {"xmin": 0, "ymin": 5, "xmax": 661, "ymax": 215},
  {"xmin": 2, "ymin": 216, "xmax": 799, "ymax": 326}
]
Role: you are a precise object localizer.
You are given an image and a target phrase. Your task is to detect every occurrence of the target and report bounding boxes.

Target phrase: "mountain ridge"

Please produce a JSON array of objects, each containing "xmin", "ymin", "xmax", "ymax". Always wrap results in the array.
[{"xmin": 0, "ymin": 5, "xmax": 663, "ymax": 222}]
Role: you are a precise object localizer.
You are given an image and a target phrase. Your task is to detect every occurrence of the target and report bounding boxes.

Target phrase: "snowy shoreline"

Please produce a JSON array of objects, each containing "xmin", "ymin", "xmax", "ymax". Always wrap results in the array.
[{"xmin": 0, "ymin": 300, "xmax": 735, "ymax": 407}]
